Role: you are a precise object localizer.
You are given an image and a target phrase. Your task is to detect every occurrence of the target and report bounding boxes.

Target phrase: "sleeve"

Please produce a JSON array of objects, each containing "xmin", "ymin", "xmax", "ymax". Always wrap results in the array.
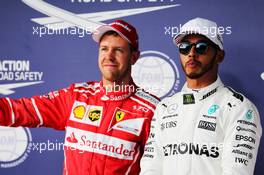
[
  {"xmin": 221, "ymin": 98, "xmax": 262, "ymax": 175},
  {"xmin": 140, "ymin": 103, "xmax": 164, "ymax": 175},
  {"xmin": 0, "ymin": 84, "xmax": 75, "ymax": 130}
]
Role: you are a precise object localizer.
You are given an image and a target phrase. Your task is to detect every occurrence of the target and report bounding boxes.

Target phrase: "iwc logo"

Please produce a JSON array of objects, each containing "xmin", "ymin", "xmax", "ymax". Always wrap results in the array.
[
  {"xmin": 132, "ymin": 50, "xmax": 180, "ymax": 98},
  {"xmin": 0, "ymin": 127, "xmax": 32, "ymax": 168}
]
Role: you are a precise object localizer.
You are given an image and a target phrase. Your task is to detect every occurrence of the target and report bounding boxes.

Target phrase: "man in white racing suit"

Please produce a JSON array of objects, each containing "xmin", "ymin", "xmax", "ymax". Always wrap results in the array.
[{"xmin": 140, "ymin": 17, "xmax": 262, "ymax": 175}]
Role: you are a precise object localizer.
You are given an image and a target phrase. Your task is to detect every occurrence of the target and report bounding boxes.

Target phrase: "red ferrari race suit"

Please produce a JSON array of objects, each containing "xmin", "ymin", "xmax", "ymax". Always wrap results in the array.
[{"xmin": 0, "ymin": 81, "xmax": 159, "ymax": 175}]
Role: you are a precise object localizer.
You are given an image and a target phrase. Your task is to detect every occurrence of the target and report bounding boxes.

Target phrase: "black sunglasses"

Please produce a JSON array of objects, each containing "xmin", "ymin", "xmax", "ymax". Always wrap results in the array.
[{"xmin": 178, "ymin": 41, "xmax": 212, "ymax": 55}]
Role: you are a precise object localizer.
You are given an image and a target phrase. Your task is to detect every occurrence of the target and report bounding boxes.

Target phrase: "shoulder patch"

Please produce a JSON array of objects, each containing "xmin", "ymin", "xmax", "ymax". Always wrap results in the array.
[
  {"xmin": 75, "ymin": 82, "xmax": 89, "ymax": 88},
  {"xmin": 75, "ymin": 82, "xmax": 100, "ymax": 90},
  {"xmin": 226, "ymin": 86, "xmax": 244, "ymax": 102},
  {"xmin": 135, "ymin": 90, "xmax": 160, "ymax": 106}
]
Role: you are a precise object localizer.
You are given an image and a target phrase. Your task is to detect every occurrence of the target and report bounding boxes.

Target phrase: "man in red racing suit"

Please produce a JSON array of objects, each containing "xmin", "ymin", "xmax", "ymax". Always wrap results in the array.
[{"xmin": 0, "ymin": 20, "xmax": 159, "ymax": 175}]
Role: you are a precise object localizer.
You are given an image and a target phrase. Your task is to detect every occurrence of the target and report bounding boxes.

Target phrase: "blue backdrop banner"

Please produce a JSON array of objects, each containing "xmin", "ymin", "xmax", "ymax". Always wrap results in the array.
[{"xmin": 0, "ymin": 0, "xmax": 263, "ymax": 174}]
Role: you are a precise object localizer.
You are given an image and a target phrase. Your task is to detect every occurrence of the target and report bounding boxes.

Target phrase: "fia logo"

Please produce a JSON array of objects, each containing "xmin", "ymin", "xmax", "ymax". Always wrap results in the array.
[
  {"xmin": 0, "ymin": 127, "xmax": 32, "ymax": 168},
  {"xmin": 132, "ymin": 50, "xmax": 180, "ymax": 98}
]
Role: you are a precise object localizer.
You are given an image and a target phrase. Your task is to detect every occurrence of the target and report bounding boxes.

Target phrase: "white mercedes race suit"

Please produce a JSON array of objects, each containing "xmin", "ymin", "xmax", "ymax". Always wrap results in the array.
[{"xmin": 140, "ymin": 77, "xmax": 262, "ymax": 175}]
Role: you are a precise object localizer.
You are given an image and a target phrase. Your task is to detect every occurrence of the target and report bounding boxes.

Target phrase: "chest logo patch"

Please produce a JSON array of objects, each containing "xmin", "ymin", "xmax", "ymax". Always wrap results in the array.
[
  {"xmin": 245, "ymin": 109, "xmax": 253, "ymax": 121},
  {"xmin": 70, "ymin": 101, "xmax": 103, "ymax": 127},
  {"xmin": 73, "ymin": 105, "xmax": 86, "ymax": 119},
  {"xmin": 88, "ymin": 109, "xmax": 102, "ymax": 121},
  {"xmin": 183, "ymin": 94, "xmax": 195, "ymax": 104},
  {"xmin": 115, "ymin": 110, "xmax": 125, "ymax": 122},
  {"xmin": 108, "ymin": 107, "xmax": 145, "ymax": 136},
  {"xmin": 208, "ymin": 105, "xmax": 219, "ymax": 115}
]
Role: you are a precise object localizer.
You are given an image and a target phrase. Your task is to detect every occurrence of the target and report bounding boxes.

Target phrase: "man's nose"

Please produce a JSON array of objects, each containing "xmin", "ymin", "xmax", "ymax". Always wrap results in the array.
[
  {"xmin": 105, "ymin": 49, "xmax": 115, "ymax": 61},
  {"xmin": 188, "ymin": 46, "xmax": 198, "ymax": 58}
]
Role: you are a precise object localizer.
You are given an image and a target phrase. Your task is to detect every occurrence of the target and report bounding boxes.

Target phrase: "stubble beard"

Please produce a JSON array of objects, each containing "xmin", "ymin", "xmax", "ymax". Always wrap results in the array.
[
  {"xmin": 102, "ymin": 66, "xmax": 131, "ymax": 85},
  {"xmin": 183, "ymin": 54, "xmax": 217, "ymax": 79}
]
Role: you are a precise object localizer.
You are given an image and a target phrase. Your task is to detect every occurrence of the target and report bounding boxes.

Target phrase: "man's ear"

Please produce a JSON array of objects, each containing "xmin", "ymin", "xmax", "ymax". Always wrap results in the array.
[
  {"xmin": 216, "ymin": 50, "xmax": 225, "ymax": 64},
  {"xmin": 131, "ymin": 51, "xmax": 140, "ymax": 65}
]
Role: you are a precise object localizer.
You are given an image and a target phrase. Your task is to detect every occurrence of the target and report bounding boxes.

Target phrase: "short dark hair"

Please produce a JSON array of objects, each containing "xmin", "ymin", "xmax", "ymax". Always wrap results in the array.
[{"xmin": 99, "ymin": 30, "xmax": 137, "ymax": 52}]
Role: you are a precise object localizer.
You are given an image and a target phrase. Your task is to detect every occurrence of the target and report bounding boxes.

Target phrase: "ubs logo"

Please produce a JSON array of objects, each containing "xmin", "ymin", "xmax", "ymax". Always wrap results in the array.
[{"xmin": 161, "ymin": 121, "xmax": 177, "ymax": 130}]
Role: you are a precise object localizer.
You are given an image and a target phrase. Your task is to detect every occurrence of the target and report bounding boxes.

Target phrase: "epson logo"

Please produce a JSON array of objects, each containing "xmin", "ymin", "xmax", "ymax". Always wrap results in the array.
[
  {"xmin": 235, "ymin": 135, "xmax": 256, "ymax": 144},
  {"xmin": 198, "ymin": 120, "xmax": 216, "ymax": 131},
  {"xmin": 163, "ymin": 143, "xmax": 219, "ymax": 158}
]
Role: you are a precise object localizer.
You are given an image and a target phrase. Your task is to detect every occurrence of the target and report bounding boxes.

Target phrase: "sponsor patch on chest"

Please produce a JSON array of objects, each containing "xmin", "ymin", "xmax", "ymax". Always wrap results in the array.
[
  {"xmin": 198, "ymin": 120, "xmax": 216, "ymax": 131},
  {"xmin": 108, "ymin": 107, "xmax": 145, "ymax": 136},
  {"xmin": 65, "ymin": 127, "xmax": 136, "ymax": 160},
  {"xmin": 70, "ymin": 101, "xmax": 103, "ymax": 127}
]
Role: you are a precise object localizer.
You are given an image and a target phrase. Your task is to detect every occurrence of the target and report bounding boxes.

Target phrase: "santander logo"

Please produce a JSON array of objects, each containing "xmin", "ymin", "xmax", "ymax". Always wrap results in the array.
[{"xmin": 66, "ymin": 132, "xmax": 78, "ymax": 143}]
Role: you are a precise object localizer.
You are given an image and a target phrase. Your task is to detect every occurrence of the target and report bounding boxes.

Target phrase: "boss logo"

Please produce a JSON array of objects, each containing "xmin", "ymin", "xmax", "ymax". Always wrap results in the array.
[{"xmin": 198, "ymin": 120, "xmax": 216, "ymax": 131}]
